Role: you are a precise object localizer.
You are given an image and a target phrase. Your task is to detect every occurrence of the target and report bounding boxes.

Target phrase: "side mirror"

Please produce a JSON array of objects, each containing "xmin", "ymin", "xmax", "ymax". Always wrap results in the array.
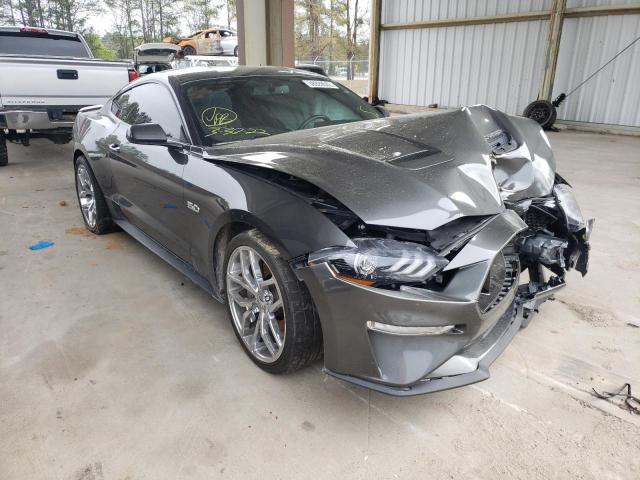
[
  {"xmin": 127, "ymin": 123, "xmax": 168, "ymax": 145},
  {"xmin": 375, "ymin": 105, "xmax": 390, "ymax": 117}
]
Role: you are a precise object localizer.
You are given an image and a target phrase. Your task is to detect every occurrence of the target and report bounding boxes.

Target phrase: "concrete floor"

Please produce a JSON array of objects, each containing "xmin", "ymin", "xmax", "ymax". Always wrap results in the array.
[{"xmin": 1, "ymin": 131, "xmax": 639, "ymax": 480}]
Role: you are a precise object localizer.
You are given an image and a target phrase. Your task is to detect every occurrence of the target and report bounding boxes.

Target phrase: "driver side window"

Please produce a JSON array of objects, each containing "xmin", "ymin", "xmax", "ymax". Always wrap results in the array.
[{"xmin": 112, "ymin": 83, "xmax": 186, "ymax": 141}]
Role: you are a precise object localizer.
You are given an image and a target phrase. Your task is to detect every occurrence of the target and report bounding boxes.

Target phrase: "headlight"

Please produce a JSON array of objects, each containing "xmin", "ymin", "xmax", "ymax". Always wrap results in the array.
[
  {"xmin": 553, "ymin": 184, "xmax": 585, "ymax": 232},
  {"xmin": 308, "ymin": 238, "xmax": 448, "ymax": 287}
]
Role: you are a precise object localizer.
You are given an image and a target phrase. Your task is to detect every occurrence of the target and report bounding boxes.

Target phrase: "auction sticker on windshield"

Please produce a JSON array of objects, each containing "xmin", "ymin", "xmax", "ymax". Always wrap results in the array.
[{"xmin": 302, "ymin": 79, "xmax": 339, "ymax": 89}]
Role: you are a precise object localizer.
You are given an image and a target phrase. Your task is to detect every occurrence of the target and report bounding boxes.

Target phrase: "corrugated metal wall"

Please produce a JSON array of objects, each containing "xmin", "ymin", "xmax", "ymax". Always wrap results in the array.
[
  {"xmin": 379, "ymin": 0, "xmax": 640, "ymax": 127},
  {"xmin": 553, "ymin": 9, "xmax": 640, "ymax": 126}
]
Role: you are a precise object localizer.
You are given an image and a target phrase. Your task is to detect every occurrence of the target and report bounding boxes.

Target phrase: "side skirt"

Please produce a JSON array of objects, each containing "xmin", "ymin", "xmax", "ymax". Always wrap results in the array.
[{"xmin": 114, "ymin": 219, "xmax": 224, "ymax": 303}]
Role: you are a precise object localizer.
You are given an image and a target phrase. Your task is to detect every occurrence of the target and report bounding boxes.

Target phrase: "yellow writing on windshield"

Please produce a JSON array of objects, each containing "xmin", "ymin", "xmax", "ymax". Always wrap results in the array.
[
  {"xmin": 201, "ymin": 107, "xmax": 238, "ymax": 126},
  {"xmin": 205, "ymin": 126, "xmax": 270, "ymax": 137}
]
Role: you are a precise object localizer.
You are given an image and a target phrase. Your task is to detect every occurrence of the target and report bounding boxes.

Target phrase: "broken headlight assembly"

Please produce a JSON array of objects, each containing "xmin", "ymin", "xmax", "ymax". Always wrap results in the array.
[
  {"xmin": 553, "ymin": 184, "xmax": 585, "ymax": 232},
  {"xmin": 308, "ymin": 238, "xmax": 448, "ymax": 287}
]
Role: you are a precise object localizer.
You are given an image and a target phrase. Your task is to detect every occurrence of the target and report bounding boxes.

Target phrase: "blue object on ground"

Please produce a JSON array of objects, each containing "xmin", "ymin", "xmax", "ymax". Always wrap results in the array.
[{"xmin": 29, "ymin": 241, "xmax": 54, "ymax": 251}]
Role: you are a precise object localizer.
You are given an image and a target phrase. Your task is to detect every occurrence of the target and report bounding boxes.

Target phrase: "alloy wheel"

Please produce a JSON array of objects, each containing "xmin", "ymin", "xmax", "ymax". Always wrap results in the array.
[
  {"xmin": 76, "ymin": 164, "xmax": 97, "ymax": 229},
  {"xmin": 226, "ymin": 246, "xmax": 286, "ymax": 363}
]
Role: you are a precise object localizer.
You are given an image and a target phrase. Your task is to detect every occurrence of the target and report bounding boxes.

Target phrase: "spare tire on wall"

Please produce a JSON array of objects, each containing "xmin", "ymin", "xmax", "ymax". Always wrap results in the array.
[{"xmin": 523, "ymin": 100, "xmax": 557, "ymax": 130}]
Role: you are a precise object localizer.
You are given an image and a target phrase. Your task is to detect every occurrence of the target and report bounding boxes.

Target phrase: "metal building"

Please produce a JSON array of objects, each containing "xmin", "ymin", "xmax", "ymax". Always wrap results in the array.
[{"xmin": 368, "ymin": 0, "xmax": 640, "ymax": 130}]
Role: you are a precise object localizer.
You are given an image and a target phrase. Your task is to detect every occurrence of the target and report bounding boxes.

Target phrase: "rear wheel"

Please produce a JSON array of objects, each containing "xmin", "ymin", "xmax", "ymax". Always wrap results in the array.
[
  {"xmin": 224, "ymin": 230, "xmax": 322, "ymax": 373},
  {"xmin": 74, "ymin": 155, "xmax": 114, "ymax": 234},
  {"xmin": 0, "ymin": 131, "xmax": 8, "ymax": 167},
  {"xmin": 183, "ymin": 45, "xmax": 196, "ymax": 56}
]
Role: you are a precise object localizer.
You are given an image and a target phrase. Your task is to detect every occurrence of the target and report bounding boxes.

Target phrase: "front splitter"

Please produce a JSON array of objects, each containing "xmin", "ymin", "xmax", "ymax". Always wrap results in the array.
[{"xmin": 324, "ymin": 303, "xmax": 524, "ymax": 396}]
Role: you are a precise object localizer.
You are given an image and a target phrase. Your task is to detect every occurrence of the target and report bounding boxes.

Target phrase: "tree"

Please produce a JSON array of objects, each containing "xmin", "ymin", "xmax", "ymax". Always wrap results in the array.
[
  {"xmin": 336, "ymin": 0, "xmax": 367, "ymax": 79},
  {"xmin": 294, "ymin": 0, "xmax": 370, "ymax": 71},
  {"xmin": 224, "ymin": 0, "xmax": 235, "ymax": 29},
  {"xmin": 0, "ymin": 0, "xmax": 104, "ymax": 32},
  {"xmin": 0, "ymin": 0, "xmax": 18, "ymax": 25},
  {"xmin": 84, "ymin": 30, "xmax": 117, "ymax": 58},
  {"xmin": 183, "ymin": 0, "xmax": 221, "ymax": 33}
]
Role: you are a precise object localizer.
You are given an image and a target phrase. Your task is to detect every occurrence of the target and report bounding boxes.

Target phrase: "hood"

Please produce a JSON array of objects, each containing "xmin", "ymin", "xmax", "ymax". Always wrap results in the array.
[{"xmin": 204, "ymin": 105, "xmax": 556, "ymax": 231}]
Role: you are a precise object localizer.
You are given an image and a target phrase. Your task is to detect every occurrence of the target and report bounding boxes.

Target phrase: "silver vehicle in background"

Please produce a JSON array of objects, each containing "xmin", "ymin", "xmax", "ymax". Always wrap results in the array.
[{"xmin": 218, "ymin": 29, "xmax": 238, "ymax": 56}]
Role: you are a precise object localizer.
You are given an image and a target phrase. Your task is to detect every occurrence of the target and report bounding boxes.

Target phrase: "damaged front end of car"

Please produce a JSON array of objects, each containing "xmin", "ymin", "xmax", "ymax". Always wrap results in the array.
[
  {"xmin": 509, "ymin": 179, "xmax": 594, "ymax": 328},
  {"xmin": 208, "ymin": 105, "xmax": 593, "ymax": 395},
  {"xmin": 294, "ymin": 110, "xmax": 592, "ymax": 395}
]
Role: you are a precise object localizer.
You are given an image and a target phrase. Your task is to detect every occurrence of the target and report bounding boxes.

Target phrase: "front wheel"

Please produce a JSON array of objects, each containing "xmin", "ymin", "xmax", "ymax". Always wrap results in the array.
[
  {"xmin": 233, "ymin": 45, "xmax": 239, "ymax": 57},
  {"xmin": 183, "ymin": 45, "xmax": 196, "ymax": 56},
  {"xmin": 224, "ymin": 230, "xmax": 322, "ymax": 373}
]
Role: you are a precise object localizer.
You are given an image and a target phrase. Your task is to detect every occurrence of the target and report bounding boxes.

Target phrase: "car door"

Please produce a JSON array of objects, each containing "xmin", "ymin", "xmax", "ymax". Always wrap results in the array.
[
  {"xmin": 108, "ymin": 82, "xmax": 191, "ymax": 260},
  {"xmin": 219, "ymin": 30, "xmax": 236, "ymax": 55},
  {"xmin": 196, "ymin": 30, "xmax": 221, "ymax": 55}
]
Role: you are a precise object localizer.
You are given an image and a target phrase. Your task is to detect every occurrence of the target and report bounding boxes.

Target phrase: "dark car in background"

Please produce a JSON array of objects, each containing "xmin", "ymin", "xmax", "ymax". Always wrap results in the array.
[
  {"xmin": 295, "ymin": 63, "xmax": 328, "ymax": 76},
  {"xmin": 71, "ymin": 67, "xmax": 592, "ymax": 395}
]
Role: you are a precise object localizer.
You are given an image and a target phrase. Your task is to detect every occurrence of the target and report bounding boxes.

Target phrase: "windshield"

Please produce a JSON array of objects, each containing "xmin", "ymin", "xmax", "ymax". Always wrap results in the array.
[
  {"xmin": 184, "ymin": 76, "xmax": 383, "ymax": 145},
  {"xmin": 0, "ymin": 32, "xmax": 90, "ymax": 57}
]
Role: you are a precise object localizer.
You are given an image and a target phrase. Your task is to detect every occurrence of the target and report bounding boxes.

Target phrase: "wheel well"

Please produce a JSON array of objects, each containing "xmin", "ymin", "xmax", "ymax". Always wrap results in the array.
[
  {"xmin": 73, "ymin": 149, "xmax": 84, "ymax": 163},
  {"xmin": 213, "ymin": 221, "xmax": 254, "ymax": 294}
]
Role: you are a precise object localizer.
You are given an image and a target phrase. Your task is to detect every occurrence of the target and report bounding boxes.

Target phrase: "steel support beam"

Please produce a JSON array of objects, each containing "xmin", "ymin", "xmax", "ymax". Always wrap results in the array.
[
  {"xmin": 367, "ymin": 0, "xmax": 382, "ymax": 103},
  {"xmin": 237, "ymin": 0, "xmax": 294, "ymax": 67},
  {"xmin": 540, "ymin": 0, "xmax": 567, "ymax": 101},
  {"xmin": 381, "ymin": 11, "xmax": 550, "ymax": 31},
  {"xmin": 565, "ymin": 3, "xmax": 640, "ymax": 18},
  {"xmin": 379, "ymin": 3, "xmax": 640, "ymax": 31}
]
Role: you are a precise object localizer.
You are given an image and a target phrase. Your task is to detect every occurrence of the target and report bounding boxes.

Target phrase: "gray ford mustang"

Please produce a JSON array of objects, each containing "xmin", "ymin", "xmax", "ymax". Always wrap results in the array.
[{"xmin": 72, "ymin": 66, "xmax": 592, "ymax": 395}]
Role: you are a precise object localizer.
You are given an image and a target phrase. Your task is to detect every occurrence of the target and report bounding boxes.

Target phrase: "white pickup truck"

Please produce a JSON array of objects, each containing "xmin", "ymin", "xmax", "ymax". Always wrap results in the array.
[{"xmin": 0, "ymin": 26, "xmax": 137, "ymax": 166}]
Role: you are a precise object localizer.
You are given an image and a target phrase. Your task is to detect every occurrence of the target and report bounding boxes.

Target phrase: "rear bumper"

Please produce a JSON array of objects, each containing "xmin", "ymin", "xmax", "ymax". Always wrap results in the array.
[{"xmin": 0, "ymin": 110, "xmax": 74, "ymax": 130}]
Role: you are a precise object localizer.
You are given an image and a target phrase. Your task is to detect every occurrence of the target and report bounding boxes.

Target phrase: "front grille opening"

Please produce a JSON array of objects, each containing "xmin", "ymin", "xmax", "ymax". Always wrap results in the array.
[
  {"xmin": 478, "ymin": 253, "xmax": 519, "ymax": 313},
  {"xmin": 523, "ymin": 205, "xmax": 557, "ymax": 231}
]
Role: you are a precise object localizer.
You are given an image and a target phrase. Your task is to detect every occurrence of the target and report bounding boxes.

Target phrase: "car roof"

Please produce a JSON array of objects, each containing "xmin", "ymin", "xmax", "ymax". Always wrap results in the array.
[{"xmin": 153, "ymin": 65, "xmax": 324, "ymax": 85}]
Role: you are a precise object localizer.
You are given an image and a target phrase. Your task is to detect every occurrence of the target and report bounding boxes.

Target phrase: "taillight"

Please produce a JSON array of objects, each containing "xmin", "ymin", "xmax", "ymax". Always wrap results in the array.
[
  {"xmin": 20, "ymin": 26, "xmax": 48, "ymax": 34},
  {"xmin": 128, "ymin": 69, "xmax": 139, "ymax": 82}
]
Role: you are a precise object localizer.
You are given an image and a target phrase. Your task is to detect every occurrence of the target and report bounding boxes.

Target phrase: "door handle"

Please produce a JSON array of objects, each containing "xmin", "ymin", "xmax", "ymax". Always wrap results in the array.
[
  {"xmin": 108, "ymin": 143, "xmax": 120, "ymax": 152},
  {"xmin": 57, "ymin": 69, "xmax": 78, "ymax": 79}
]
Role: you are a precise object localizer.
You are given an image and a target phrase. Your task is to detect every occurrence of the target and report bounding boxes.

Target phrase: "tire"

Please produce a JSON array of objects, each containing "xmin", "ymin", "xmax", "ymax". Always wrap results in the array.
[
  {"xmin": 523, "ymin": 100, "xmax": 557, "ymax": 130},
  {"xmin": 224, "ymin": 229, "xmax": 322, "ymax": 374},
  {"xmin": 74, "ymin": 155, "xmax": 114, "ymax": 234},
  {"xmin": 182, "ymin": 45, "xmax": 196, "ymax": 56},
  {"xmin": 234, "ymin": 45, "xmax": 239, "ymax": 57},
  {"xmin": 0, "ymin": 130, "xmax": 8, "ymax": 167}
]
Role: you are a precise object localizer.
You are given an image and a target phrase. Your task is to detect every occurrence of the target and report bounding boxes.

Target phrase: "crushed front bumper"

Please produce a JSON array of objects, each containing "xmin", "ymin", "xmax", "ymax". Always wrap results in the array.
[
  {"xmin": 328, "ymin": 301, "xmax": 525, "ymax": 395},
  {"xmin": 296, "ymin": 210, "xmax": 557, "ymax": 396}
]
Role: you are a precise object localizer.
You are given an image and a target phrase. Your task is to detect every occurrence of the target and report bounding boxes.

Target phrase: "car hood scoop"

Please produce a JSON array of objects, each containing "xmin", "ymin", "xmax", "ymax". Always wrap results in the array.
[
  {"xmin": 204, "ymin": 105, "xmax": 556, "ymax": 231},
  {"xmin": 324, "ymin": 129, "xmax": 454, "ymax": 170}
]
